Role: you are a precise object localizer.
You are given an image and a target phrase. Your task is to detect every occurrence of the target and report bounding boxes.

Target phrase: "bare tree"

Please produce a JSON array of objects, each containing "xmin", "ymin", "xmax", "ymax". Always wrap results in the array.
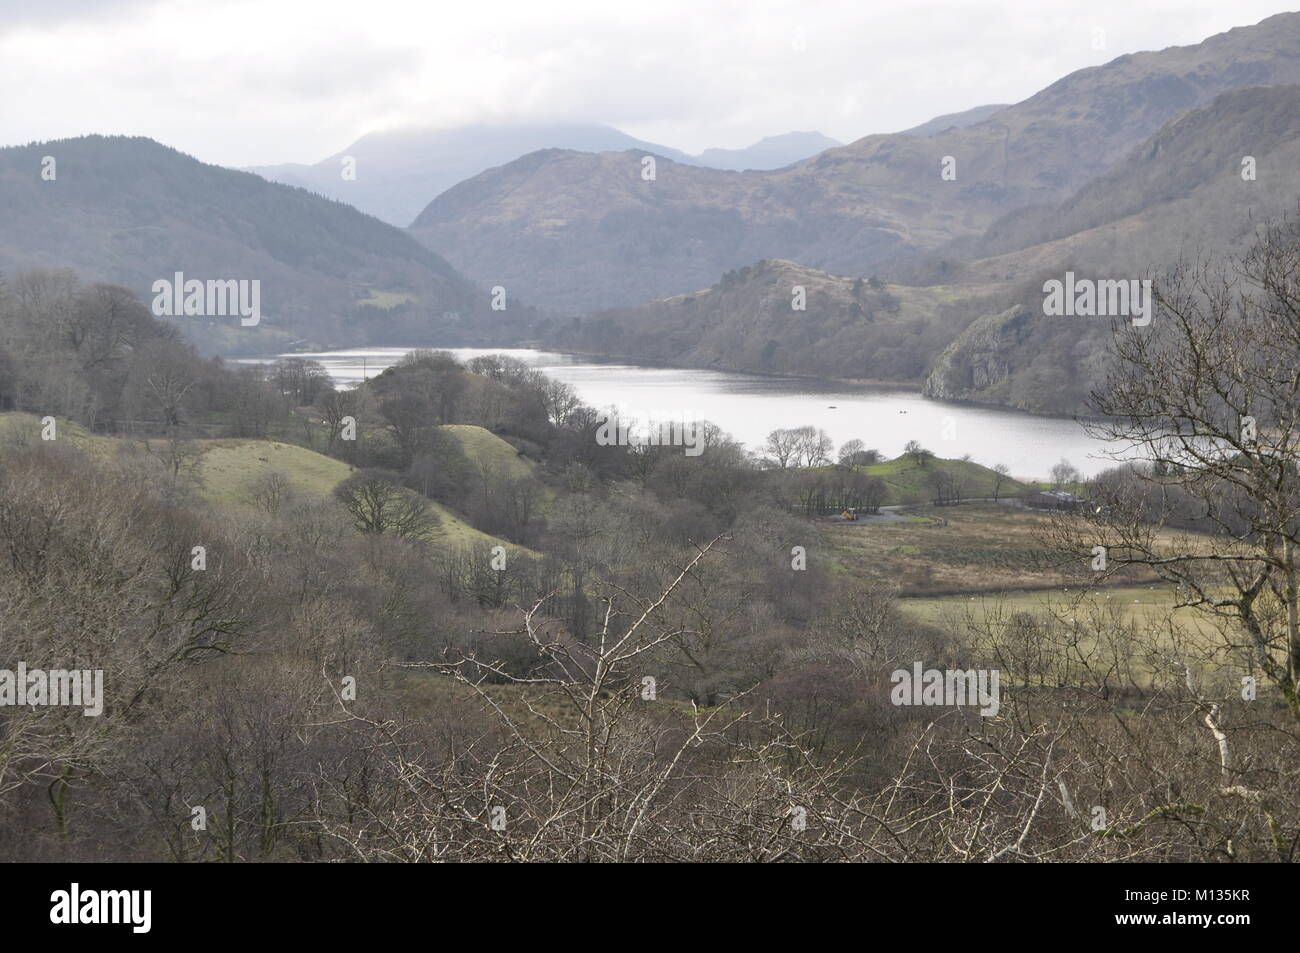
[
  {"xmin": 1049, "ymin": 458, "xmax": 1080, "ymax": 489},
  {"xmin": 316, "ymin": 537, "xmax": 899, "ymax": 862},
  {"xmin": 838, "ymin": 438, "xmax": 865, "ymax": 465},
  {"xmin": 248, "ymin": 470, "xmax": 293, "ymax": 516},
  {"xmin": 764, "ymin": 427, "xmax": 800, "ymax": 468},
  {"xmin": 539, "ymin": 377, "xmax": 582, "ymax": 428},
  {"xmin": 334, "ymin": 470, "xmax": 440, "ymax": 540},
  {"xmin": 1059, "ymin": 213, "xmax": 1300, "ymax": 723},
  {"xmin": 992, "ymin": 463, "xmax": 1011, "ymax": 501},
  {"xmin": 903, "ymin": 440, "xmax": 932, "ymax": 466}
]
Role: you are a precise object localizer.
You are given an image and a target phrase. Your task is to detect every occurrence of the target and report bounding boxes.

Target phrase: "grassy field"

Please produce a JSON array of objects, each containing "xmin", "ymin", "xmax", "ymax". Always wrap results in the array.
[
  {"xmin": 817, "ymin": 487, "xmax": 1239, "ymax": 676},
  {"xmin": 902, "ymin": 586, "xmax": 1233, "ymax": 689},
  {"xmin": 357, "ymin": 289, "xmax": 416, "ymax": 309},
  {"xmin": 822, "ymin": 501, "xmax": 1162, "ymax": 595},
  {"xmin": 902, "ymin": 584, "xmax": 1224, "ymax": 638}
]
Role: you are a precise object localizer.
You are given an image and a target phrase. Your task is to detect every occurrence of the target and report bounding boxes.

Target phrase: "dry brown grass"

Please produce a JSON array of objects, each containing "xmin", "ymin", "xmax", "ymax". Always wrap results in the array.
[{"xmin": 823, "ymin": 502, "xmax": 1164, "ymax": 596}]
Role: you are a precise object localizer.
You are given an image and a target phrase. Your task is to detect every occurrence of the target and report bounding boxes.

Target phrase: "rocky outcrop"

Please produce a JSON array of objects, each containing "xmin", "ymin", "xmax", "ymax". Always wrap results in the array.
[{"xmin": 923, "ymin": 306, "xmax": 1034, "ymax": 403}]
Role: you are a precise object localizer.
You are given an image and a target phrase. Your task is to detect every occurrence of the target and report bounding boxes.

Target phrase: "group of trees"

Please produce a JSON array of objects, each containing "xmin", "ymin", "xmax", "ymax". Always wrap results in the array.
[
  {"xmin": 780, "ymin": 467, "xmax": 888, "ymax": 516},
  {"xmin": 837, "ymin": 438, "xmax": 882, "ymax": 467},
  {"xmin": 0, "ymin": 270, "xmax": 320, "ymax": 442},
  {"xmin": 762, "ymin": 429, "xmax": 934, "ymax": 473},
  {"xmin": 763, "ymin": 425, "xmax": 834, "ymax": 468},
  {"xmin": 3, "ymin": 214, "xmax": 1300, "ymax": 862},
  {"xmin": 5, "ymin": 418, "xmax": 1298, "ymax": 860}
]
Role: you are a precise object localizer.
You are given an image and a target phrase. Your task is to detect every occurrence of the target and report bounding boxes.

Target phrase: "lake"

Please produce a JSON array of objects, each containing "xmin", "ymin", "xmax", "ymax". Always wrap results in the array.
[{"xmin": 240, "ymin": 346, "xmax": 1126, "ymax": 479}]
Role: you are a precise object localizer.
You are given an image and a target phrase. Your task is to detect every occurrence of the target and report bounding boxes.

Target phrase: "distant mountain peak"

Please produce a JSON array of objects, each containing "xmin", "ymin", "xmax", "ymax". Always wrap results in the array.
[
  {"xmin": 246, "ymin": 121, "xmax": 695, "ymax": 226},
  {"xmin": 694, "ymin": 131, "xmax": 842, "ymax": 170},
  {"xmin": 247, "ymin": 122, "xmax": 843, "ymax": 223}
]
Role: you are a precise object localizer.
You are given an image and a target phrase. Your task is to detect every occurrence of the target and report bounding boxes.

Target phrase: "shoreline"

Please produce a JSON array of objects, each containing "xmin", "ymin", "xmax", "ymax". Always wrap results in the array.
[{"xmin": 243, "ymin": 339, "xmax": 1108, "ymax": 427}]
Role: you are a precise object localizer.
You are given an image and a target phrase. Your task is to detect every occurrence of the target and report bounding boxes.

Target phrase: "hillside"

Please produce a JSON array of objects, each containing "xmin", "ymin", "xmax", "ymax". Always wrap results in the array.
[
  {"xmin": 249, "ymin": 124, "xmax": 841, "ymax": 226},
  {"xmin": 924, "ymin": 84, "xmax": 1300, "ymax": 414},
  {"xmin": 859, "ymin": 454, "xmax": 1030, "ymax": 506},
  {"xmin": 0, "ymin": 413, "xmax": 518, "ymax": 551},
  {"xmin": 0, "ymin": 411, "xmax": 114, "ymax": 459},
  {"xmin": 442, "ymin": 424, "xmax": 535, "ymax": 482},
  {"xmin": 546, "ymin": 259, "xmax": 979, "ymax": 382},
  {"xmin": 409, "ymin": 12, "xmax": 1300, "ymax": 315},
  {"xmin": 961, "ymin": 84, "xmax": 1300, "ymax": 267},
  {"xmin": 898, "ymin": 104, "xmax": 1009, "ymax": 137},
  {"xmin": 193, "ymin": 439, "xmax": 351, "ymax": 507},
  {"xmin": 0, "ymin": 136, "xmax": 491, "ymax": 355},
  {"xmin": 194, "ymin": 438, "xmax": 515, "ymax": 549}
]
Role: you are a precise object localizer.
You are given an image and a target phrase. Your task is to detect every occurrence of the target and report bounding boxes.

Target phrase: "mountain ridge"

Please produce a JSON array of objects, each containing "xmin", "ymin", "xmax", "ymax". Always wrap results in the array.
[
  {"xmin": 409, "ymin": 11, "xmax": 1300, "ymax": 315},
  {"xmin": 533, "ymin": 83, "xmax": 1300, "ymax": 415}
]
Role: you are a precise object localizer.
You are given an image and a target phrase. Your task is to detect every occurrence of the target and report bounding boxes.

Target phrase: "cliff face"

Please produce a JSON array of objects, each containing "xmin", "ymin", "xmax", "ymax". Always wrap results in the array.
[
  {"xmin": 923, "ymin": 307, "xmax": 1033, "ymax": 403},
  {"xmin": 923, "ymin": 302, "xmax": 1116, "ymax": 415}
]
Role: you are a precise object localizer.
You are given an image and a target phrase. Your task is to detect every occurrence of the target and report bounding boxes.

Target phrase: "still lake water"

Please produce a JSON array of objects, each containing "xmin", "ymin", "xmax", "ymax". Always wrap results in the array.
[{"xmin": 241, "ymin": 347, "xmax": 1125, "ymax": 480}]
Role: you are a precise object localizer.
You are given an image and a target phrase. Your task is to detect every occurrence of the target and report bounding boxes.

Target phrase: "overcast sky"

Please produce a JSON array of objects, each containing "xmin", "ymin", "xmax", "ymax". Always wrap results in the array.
[{"xmin": 0, "ymin": 0, "xmax": 1294, "ymax": 167}]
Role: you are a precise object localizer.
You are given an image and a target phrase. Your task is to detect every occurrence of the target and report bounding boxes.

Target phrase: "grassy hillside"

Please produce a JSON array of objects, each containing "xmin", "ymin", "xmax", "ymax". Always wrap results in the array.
[
  {"xmin": 859, "ymin": 454, "xmax": 1030, "ymax": 505},
  {"xmin": 193, "ymin": 438, "xmax": 516, "ymax": 550},
  {"xmin": 0, "ymin": 412, "xmax": 118, "ymax": 460},
  {"xmin": 0, "ymin": 413, "xmax": 517, "ymax": 551},
  {"xmin": 194, "ymin": 440, "xmax": 351, "ymax": 508},
  {"xmin": 442, "ymin": 424, "xmax": 535, "ymax": 481}
]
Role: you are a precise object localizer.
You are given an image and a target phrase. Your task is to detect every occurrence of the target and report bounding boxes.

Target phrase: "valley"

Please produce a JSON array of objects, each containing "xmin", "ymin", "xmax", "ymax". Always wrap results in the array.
[{"xmin": 4, "ymin": 3, "xmax": 1300, "ymax": 875}]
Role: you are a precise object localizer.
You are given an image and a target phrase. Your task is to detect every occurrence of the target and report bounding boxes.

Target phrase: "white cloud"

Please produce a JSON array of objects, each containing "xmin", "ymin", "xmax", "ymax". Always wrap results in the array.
[{"xmin": 0, "ymin": 0, "xmax": 1293, "ymax": 166}]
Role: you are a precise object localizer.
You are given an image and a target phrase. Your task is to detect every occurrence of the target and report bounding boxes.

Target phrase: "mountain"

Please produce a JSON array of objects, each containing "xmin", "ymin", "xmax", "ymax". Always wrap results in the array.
[
  {"xmin": 695, "ymin": 131, "xmax": 842, "ymax": 170},
  {"xmin": 248, "ymin": 122, "xmax": 695, "ymax": 227},
  {"xmin": 923, "ymin": 83, "xmax": 1300, "ymax": 414},
  {"xmin": 956, "ymin": 84, "xmax": 1300, "ymax": 272},
  {"xmin": 409, "ymin": 12, "xmax": 1300, "ymax": 315},
  {"xmin": 0, "ymin": 135, "xmax": 497, "ymax": 355},
  {"xmin": 536, "ymin": 83, "xmax": 1300, "ymax": 415},
  {"xmin": 899, "ymin": 104, "xmax": 1009, "ymax": 137}
]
